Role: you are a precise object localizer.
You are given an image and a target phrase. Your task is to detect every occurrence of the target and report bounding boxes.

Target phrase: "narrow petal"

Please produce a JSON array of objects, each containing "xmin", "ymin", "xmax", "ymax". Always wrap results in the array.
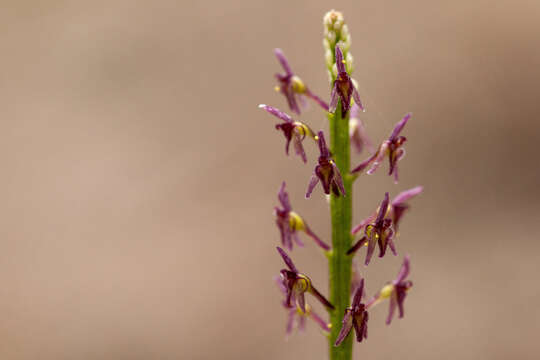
[
  {"xmin": 334, "ymin": 312, "xmax": 353, "ymax": 346},
  {"xmin": 335, "ymin": 45, "xmax": 346, "ymax": 74},
  {"xmin": 297, "ymin": 291, "xmax": 306, "ymax": 313},
  {"xmin": 389, "ymin": 113, "xmax": 411, "ymax": 141},
  {"xmin": 351, "ymin": 213, "xmax": 376, "ymax": 234},
  {"xmin": 375, "ymin": 193, "xmax": 390, "ymax": 226},
  {"xmin": 298, "ymin": 313, "xmax": 307, "ymax": 331},
  {"xmin": 305, "ymin": 174, "xmax": 320, "ymax": 198},
  {"xmin": 387, "ymin": 229, "xmax": 398, "ymax": 256},
  {"xmin": 364, "ymin": 230, "xmax": 377, "ymax": 266},
  {"xmin": 352, "ymin": 86, "xmax": 364, "ymax": 111},
  {"xmin": 395, "ymin": 255, "xmax": 411, "ymax": 284},
  {"xmin": 351, "ymin": 150, "xmax": 378, "ymax": 174},
  {"xmin": 278, "ymin": 182, "xmax": 292, "ymax": 211},
  {"xmin": 386, "ymin": 292, "xmax": 398, "ymax": 325},
  {"xmin": 291, "ymin": 232, "xmax": 304, "ymax": 247},
  {"xmin": 309, "ymin": 309, "xmax": 330, "ymax": 332},
  {"xmin": 352, "ymin": 316, "xmax": 364, "ymax": 342},
  {"xmin": 259, "ymin": 104, "xmax": 293, "ymax": 123},
  {"xmin": 286, "ymin": 308, "xmax": 296, "ymax": 335},
  {"xmin": 293, "ymin": 134, "xmax": 307, "ymax": 163},
  {"xmin": 392, "ymin": 186, "xmax": 423, "ymax": 206},
  {"xmin": 366, "ymin": 143, "xmax": 389, "ymax": 175},
  {"xmin": 352, "ymin": 278, "xmax": 365, "ymax": 307},
  {"xmin": 317, "ymin": 131, "xmax": 330, "ymax": 158},
  {"xmin": 277, "ymin": 247, "xmax": 298, "ymax": 273},
  {"xmin": 305, "ymin": 89, "xmax": 329, "ymax": 111},
  {"xmin": 274, "ymin": 48, "xmax": 293, "ymax": 76},
  {"xmin": 331, "ymin": 162, "xmax": 346, "ymax": 196}
]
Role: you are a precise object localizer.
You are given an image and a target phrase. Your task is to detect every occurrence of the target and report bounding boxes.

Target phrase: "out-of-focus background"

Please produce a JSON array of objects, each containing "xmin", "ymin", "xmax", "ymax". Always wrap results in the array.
[{"xmin": 1, "ymin": 1, "xmax": 539, "ymax": 359}]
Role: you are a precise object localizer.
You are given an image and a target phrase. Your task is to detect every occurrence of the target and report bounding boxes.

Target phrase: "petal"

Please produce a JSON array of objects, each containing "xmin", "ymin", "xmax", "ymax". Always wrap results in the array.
[
  {"xmin": 317, "ymin": 131, "xmax": 330, "ymax": 158},
  {"xmin": 386, "ymin": 292, "xmax": 398, "ymax": 325},
  {"xmin": 309, "ymin": 309, "xmax": 330, "ymax": 332},
  {"xmin": 335, "ymin": 45, "xmax": 346, "ymax": 74},
  {"xmin": 352, "ymin": 86, "xmax": 364, "ymax": 111},
  {"xmin": 351, "ymin": 150, "xmax": 379, "ymax": 174},
  {"xmin": 293, "ymin": 134, "xmax": 307, "ymax": 163},
  {"xmin": 395, "ymin": 255, "xmax": 411, "ymax": 284},
  {"xmin": 375, "ymin": 193, "xmax": 390, "ymax": 227},
  {"xmin": 305, "ymin": 174, "xmax": 320, "ymax": 198},
  {"xmin": 352, "ymin": 278, "xmax": 365, "ymax": 307},
  {"xmin": 277, "ymin": 247, "xmax": 298, "ymax": 273},
  {"xmin": 392, "ymin": 186, "xmax": 423, "ymax": 206},
  {"xmin": 387, "ymin": 229, "xmax": 398, "ymax": 256},
  {"xmin": 364, "ymin": 230, "xmax": 377, "ymax": 266},
  {"xmin": 297, "ymin": 291, "xmax": 306, "ymax": 314},
  {"xmin": 389, "ymin": 113, "xmax": 411, "ymax": 141},
  {"xmin": 286, "ymin": 308, "xmax": 296, "ymax": 335},
  {"xmin": 291, "ymin": 232, "xmax": 304, "ymax": 247},
  {"xmin": 305, "ymin": 89, "xmax": 329, "ymax": 111},
  {"xmin": 304, "ymin": 223, "xmax": 331, "ymax": 251},
  {"xmin": 331, "ymin": 162, "xmax": 346, "ymax": 196},
  {"xmin": 278, "ymin": 182, "xmax": 292, "ymax": 211},
  {"xmin": 351, "ymin": 213, "xmax": 376, "ymax": 234},
  {"xmin": 259, "ymin": 104, "xmax": 293, "ymax": 123},
  {"xmin": 310, "ymin": 284, "xmax": 335, "ymax": 309},
  {"xmin": 334, "ymin": 312, "xmax": 353, "ymax": 346},
  {"xmin": 366, "ymin": 143, "xmax": 389, "ymax": 175},
  {"xmin": 274, "ymin": 48, "xmax": 293, "ymax": 76}
]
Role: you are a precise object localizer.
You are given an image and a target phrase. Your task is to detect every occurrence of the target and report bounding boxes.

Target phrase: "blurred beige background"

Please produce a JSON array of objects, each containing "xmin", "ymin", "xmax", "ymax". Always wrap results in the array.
[{"xmin": 1, "ymin": 1, "xmax": 539, "ymax": 359}]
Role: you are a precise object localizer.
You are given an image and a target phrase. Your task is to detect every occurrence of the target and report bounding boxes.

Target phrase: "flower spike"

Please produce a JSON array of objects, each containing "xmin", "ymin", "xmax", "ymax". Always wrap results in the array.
[
  {"xmin": 367, "ymin": 256, "xmax": 413, "ymax": 325},
  {"xmin": 275, "ymin": 182, "xmax": 330, "ymax": 251},
  {"xmin": 277, "ymin": 247, "xmax": 334, "ymax": 313},
  {"xmin": 351, "ymin": 186, "xmax": 423, "ymax": 234},
  {"xmin": 259, "ymin": 104, "xmax": 318, "ymax": 163},
  {"xmin": 306, "ymin": 131, "xmax": 346, "ymax": 198},
  {"xmin": 352, "ymin": 113, "xmax": 411, "ymax": 183},
  {"xmin": 274, "ymin": 48, "xmax": 329, "ymax": 114},
  {"xmin": 329, "ymin": 45, "xmax": 364, "ymax": 116},
  {"xmin": 347, "ymin": 192, "xmax": 396, "ymax": 265},
  {"xmin": 334, "ymin": 278, "xmax": 369, "ymax": 346}
]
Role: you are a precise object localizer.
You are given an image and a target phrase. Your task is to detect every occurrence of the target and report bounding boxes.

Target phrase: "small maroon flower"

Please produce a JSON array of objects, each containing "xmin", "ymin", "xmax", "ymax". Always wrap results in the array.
[
  {"xmin": 259, "ymin": 104, "xmax": 318, "ymax": 163},
  {"xmin": 277, "ymin": 247, "xmax": 334, "ymax": 313},
  {"xmin": 351, "ymin": 113, "xmax": 411, "ymax": 183},
  {"xmin": 329, "ymin": 45, "xmax": 364, "ymax": 116},
  {"xmin": 306, "ymin": 131, "xmax": 346, "ymax": 198},
  {"xmin": 275, "ymin": 276, "xmax": 330, "ymax": 337},
  {"xmin": 334, "ymin": 278, "xmax": 369, "ymax": 346},
  {"xmin": 351, "ymin": 186, "xmax": 423, "ymax": 234},
  {"xmin": 275, "ymin": 182, "xmax": 330, "ymax": 251},
  {"xmin": 347, "ymin": 193, "xmax": 396, "ymax": 265},
  {"xmin": 367, "ymin": 256, "xmax": 413, "ymax": 325},
  {"xmin": 349, "ymin": 103, "xmax": 373, "ymax": 154},
  {"xmin": 274, "ymin": 48, "xmax": 329, "ymax": 114}
]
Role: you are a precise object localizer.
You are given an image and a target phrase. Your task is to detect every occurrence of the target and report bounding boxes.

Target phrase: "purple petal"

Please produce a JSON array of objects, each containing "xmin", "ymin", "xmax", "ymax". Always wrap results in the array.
[
  {"xmin": 351, "ymin": 213, "xmax": 376, "ymax": 234},
  {"xmin": 389, "ymin": 113, "xmax": 411, "ymax": 141},
  {"xmin": 335, "ymin": 45, "xmax": 346, "ymax": 74},
  {"xmin": 375, "ymin": 193, "xmax": 390, "ymax": 226},
  {"xmin": 329, "ymin": 84, "xmax": 339, "ymax": 113},
  {"xmin": 310, "ymin": 285, "xmax": 335, "ymax": 310},
  {"xmin": 352, "ymin": 86, "xmax": 364, "ymax": 111},
  {"xmin": 305, "ymin": 89, "xmax": 329, "ymax": 111},
  {"xmin": 291, "ymin": 232, "xmax": 304, "ymax": 247},
  {"xmin": 387, "ymin": 229, "xmax": 397, "ymax": 256},
  {"xmin": 395, "ymin": 255, "xmax": 410, "ymax": 284},
  {"xmin": 334, "ymin": 311, "xmax": 353, "ymax": 346},
  {"xmin": 364, "ymin": 230, "xmax": 377, "ymax": 266},
  {"xmin": 298, "ymin": 313, "xmax": 307, "ymax": 331},
  {"xmin": 277, "ymin": 247, "xmax": 298, "ymax": 273},
  {"xmin": 386, "ymin": 292, "xmax": 398, "ymax": 325},
  {"xmin": 297, "ymin": 291, "xmax": 306, "ymax": 313},
  {"xmin": 259, "ymin": 104, "xmax": 293, "ymax": 123},
  {"xmin": 293, "ymin": 134, "xmax": 307, "ymax": 163},
  {"xmin": 305, "ymin": 174, "xmax": 320, "ymax": 198},
  {"xmin": 285, "ymin": 308, "xmax": 296, "ymax": 335},
  {"xmin": 278, "ymin": 182, "xmax": 292, "ymax": 211},
  {"xmin": 317, "ymin": 131, "xmax": 330, "ymax": 158},
  {"xmin": 274, "ymin": 48, "xmax": 293, "ymax": 76},
  {"xmin": 351, "ymin": 150, "xmax": 378, "ymax": 174},
  {"xmin": 352, "ymin": 278, "xmax": 365, "ymax": 307},
  {"xmin": 331, "ymin": 162, "xmax": 346, "ymax": 196},
  {"xmin": 366, "ymin": 143, "xmax": 389, "ymax": 175},
  {"xmin": 392, "ymin": 186, "xmax": 423, "ymax": 206},
  {"xmin": 309, "ymin": 309, "xmax": 330, "ymax": 332},
  {"xmin": 346, "ymin": 236, "xmax": 366, "ymax": 255}
]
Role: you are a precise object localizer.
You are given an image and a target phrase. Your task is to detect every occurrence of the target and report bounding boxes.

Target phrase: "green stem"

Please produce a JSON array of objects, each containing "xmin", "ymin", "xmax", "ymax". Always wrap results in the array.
[{"xmin": 328, "ymin": 103, "xmax": 353, "ymax": 360}]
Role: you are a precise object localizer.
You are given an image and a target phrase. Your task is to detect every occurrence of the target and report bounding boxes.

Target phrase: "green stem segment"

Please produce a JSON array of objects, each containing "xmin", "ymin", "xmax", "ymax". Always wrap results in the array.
[{"xmin": 328, "ymin": 104, "xmax": 353, "ymax": 360}]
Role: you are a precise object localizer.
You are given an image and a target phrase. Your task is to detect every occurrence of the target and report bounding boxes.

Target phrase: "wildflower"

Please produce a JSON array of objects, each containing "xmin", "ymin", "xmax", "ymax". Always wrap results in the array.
[
  {"xmin": 275, "ymin": 182, "xmax": 330, "ymax": 251},
  {"xmin": 329, "ymin": 45, "xmax": 363, "ymax": 116},
  {"xmin": 367, "ymin": 256, "xmax": 413, "ymax": 325},
  {"xmin": 275, "ymin": 276, "xmax": 330, "ymax": 336},
  {"xmin": 306, "ymin": 131, "xmax": 346, "ymax": 198},
  {"xmin": 351, "ymin": 113, "xmax": 411, "ymax": 183},
  {"xmin": 347, "ymin": 193, "xmax": 396, "ymax": 265},
  {"xmin": 274, "ymin": 48, "xmax": 329, "ymax": 114},
  {"xmin": 259, "ymin": 104, "xmax": 317, "ymax": 163},
  {"xmin": 277, "ymin": 247, "xmax": 334, "ymax": 313},
  {"xmin": 349, "ymin": 103, "xmax": 373, "ymax": 154},
  {"xmin": 351, "ymin": 186, "xmax": 423, "ymax": 234},
  {"xmin": 334, "ymin": 278, "xmax": 369, "ymax": 346}
]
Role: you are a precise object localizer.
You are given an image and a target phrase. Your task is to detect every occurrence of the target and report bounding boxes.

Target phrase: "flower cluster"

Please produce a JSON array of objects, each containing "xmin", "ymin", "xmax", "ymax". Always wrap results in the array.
[{"xmin": 258, "ymin": 9, "xmax": 423, "ymax": 355}]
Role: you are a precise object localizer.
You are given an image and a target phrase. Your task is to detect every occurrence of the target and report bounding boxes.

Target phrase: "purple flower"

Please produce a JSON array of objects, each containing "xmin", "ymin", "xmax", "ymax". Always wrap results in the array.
[
  {"xmin": 306, "ymin": 131, "xmax": 346, "ymax": 198},
  {"xmin": 334, "ymin": 278, "xmax": 369, "ymax": 346},
  {"xmin": 351, "ymin": 186, "xmax": 423, "ymax": 234},
  {"xmin": 347, "ymin": 193, "xmax": 396, "ymax": 265},
  {"xmin": 275, "ymin": 276, "xmax": 330, "ymax": 337},
  {"xmin": 277, "ymin": 247, "xmax": 334, "ymax": 313},
  {"xmin": 351, "ymin": 113, "xmax": 411, "ymax": 183},
  {"xmin": 274, "ymin": 48, "xmax": 329, "ymax": 114},
  {"xmin": 275, "ymin": 182, "xmax": 330, "ymax": 251},
  {"xmin": 329, "ymin": 45, "xmax": 364, "ymax": 116},
  {"xmin": 259, "ymin": 104, "xmax": 317, "ymax": 163},
  {"xmin": 349, "ymin": 103, "xmax": 373, "ymax": 154},
  {"xmin": 367, "ymin": 256, "xmax": 413, "ymax": 325}
]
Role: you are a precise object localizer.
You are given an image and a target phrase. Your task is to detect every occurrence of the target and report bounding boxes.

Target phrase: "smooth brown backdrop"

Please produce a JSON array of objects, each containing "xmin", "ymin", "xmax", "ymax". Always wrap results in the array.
[{"xmin": 1, "ymin": 1, "xmax": 539, "ymax": 359}]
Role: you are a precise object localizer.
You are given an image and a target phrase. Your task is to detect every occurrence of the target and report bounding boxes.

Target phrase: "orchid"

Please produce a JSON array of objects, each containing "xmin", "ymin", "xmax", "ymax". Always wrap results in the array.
[
  {"xmin": 334, "ymin": 278, "xmax": 369, "ymax": 346},
  {"xmin": 329, "ymin": 45, "xmax": 363, "ymax": 116}
]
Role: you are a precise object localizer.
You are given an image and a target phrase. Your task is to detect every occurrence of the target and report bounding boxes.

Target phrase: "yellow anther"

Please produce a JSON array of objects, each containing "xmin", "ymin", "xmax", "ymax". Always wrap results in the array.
[
  {"xmin": 274, "ymin": 86, "xmax": 280, "ymax": 92},
  {"xmin": 342, "ymin": 59, "xmax": 346, "ymax": 64},
  {"xmin": 291, "ymin": 76, "xmax": 306, "ymax": 93},
  {"xmin": 289, "ymin": 211, "xmax": 305, "ymax": 231},
  {"xmin": 295, "ymin": 274, "xmax": 312, "ymax": 292},
  {"xmin": 380, "ymin": 284, "xmax": 395, "ymax": 299}
]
